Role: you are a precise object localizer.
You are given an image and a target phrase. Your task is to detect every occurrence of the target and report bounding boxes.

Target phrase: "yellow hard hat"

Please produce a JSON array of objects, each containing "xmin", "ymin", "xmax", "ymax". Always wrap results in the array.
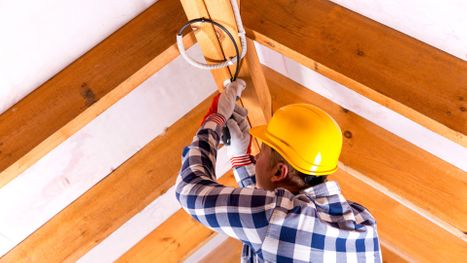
[{"xmin": 250, "ymin": 103, "xmax": 342, "ymax": 176}]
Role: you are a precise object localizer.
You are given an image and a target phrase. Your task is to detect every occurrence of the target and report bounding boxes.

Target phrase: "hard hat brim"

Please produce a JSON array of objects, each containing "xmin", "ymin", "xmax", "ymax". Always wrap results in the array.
[{"xmin": 250, "ymin": 125, "xmax": 338, "ymax": 176}]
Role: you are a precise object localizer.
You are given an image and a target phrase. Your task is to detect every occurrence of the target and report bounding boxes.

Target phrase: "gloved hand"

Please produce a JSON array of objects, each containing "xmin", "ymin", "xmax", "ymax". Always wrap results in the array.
[
  {"xmin": 226, "ymin": 105, "xmax": 254, "ymax": 167},
  {"xmin": 201, "ymin": 79, "xmax": 246, "ymax": 125}
]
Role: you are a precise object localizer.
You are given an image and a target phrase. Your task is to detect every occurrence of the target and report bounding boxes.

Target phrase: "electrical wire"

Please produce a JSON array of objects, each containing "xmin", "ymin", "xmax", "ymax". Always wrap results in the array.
[{"xmin": 177, "ymin": 17, "xmax": 241, "ymax": 81}]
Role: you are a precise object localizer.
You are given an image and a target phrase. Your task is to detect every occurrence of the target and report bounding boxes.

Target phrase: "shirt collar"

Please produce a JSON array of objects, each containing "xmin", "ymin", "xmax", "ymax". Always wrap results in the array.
[{"xmin": 300, "ymin": 181, "xmax": 341, "ymax": 198}]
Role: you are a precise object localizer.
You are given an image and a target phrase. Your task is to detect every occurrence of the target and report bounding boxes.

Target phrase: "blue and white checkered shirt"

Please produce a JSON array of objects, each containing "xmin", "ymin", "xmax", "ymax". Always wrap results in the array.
[{"xmin": 176, "ymin": 116, "xmax": 382, "ymax": 262}]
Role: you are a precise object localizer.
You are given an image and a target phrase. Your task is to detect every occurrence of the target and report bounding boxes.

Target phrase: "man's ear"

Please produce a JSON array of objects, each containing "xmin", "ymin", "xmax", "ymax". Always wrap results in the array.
[{"xmin": 271, "ymin": 163, "xmax": 288, "ymax": 183}]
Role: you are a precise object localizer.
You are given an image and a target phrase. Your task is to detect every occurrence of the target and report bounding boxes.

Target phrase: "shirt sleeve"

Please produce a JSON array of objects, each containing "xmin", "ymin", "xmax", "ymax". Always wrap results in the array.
[
  {"xmin": 175, "ymin": 114, "xmax": 276, "ymax": 248},
  {"xmin": 233, "ymin": 162, "xmax": 256, "ymax": 188}
]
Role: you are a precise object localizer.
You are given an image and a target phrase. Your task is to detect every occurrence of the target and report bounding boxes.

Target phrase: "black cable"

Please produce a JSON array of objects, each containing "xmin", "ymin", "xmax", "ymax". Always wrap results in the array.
[
  {"xmin": 178, "ymin": 18, "xmax": 242, "ymax": 145},
  {"xmin": 177, "ymin": 17, "xmax": 241, "ymax": 81}
]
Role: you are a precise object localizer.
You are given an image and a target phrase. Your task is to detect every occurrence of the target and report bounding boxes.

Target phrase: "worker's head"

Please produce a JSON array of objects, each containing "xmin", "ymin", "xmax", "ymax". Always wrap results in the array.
[{"xmin": 250, "ymin": 103, "xmax": 342, "ymax": 193}]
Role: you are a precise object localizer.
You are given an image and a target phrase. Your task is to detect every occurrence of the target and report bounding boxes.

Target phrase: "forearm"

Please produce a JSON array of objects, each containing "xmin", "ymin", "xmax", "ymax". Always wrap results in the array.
[
  {"xmin": 175, "ymin": 115, "xmax": 274, "ymax": 247},
  {"xmin": 176, "ymin": 114, "xmax": 224, "ymax": 202}
]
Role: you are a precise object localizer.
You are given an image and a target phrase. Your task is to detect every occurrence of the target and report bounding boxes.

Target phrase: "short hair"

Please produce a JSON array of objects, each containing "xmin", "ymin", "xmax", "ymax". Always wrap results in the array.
[{"xmin": 269, "ymin": 146, "xmax": 327, "ymax": 188}]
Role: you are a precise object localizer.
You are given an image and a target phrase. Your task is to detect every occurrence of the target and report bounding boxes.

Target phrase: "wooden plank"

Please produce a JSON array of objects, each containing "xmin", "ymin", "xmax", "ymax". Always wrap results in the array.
[
  {"xmin": 117, "ymin": 173, "xmax": 238, "ymax": 263},
  {"xmin": 380, "ymin": 241, "xmax": 410, "ymax": 263},
  {"xmin": 332, "ymin": 169, "xmax": 467, "ymax": 262},
  {"xmin": 178, "ymin": 0, "xmax": 232, "ymax": 85},
  {"xmin": 0, "ymin": 0, "xmax": 195, "ymax": 188},
  {"xmin": 198, "ymin": 238, "xmax": 408, "ymax": 263},
  {"xmin": 199, "ymin": 238, "xmax": 243, "ymax": 263},
  {"xmin": 242, "ymin": 0, "xmax": 467, "ymax": 147},
  {"xmin": 200, "ymin": 0, "xmax": 272, "ymax": 121},
  {"xmin": 0, "ymin": 93, "xmax": 216, "ymax": 262},
  {"xmin": 180, "ymin": 0, "xmax": 272, "ymax": 153},
  {"xmin": 264, "ymin": 65, "xmax": 467, "ymax": 232},
  {"xmin": 117, "ymin": 210, "xmax": 216, "ymax": 263}
]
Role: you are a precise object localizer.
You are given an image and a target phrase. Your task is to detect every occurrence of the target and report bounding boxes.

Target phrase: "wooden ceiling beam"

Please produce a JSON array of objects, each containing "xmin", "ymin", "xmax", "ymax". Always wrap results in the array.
[
  {"xmin": 3, "ymin": 67, "xmax": 465, "ymax": 261},
  {"xmin": 179, "ymin": 0, "xmax": 272, "ymax": 153},
  {"xmin": 0, "ymin": 0, "xmax": 194, "ymax": 187},
  {"xmin": 116, "ymin": 173, "xmax": 238, "ymax": 262},
  {"xmin": 198, "ymin": 237, "xmax": 244, "ymax": 263},
  {"xmin": 199, "ymin": 237, "xmax": 407, "ymax": 263},
  {"xmin": 242, "ymin": 0, "xmax": 467, "ymax": 146}
]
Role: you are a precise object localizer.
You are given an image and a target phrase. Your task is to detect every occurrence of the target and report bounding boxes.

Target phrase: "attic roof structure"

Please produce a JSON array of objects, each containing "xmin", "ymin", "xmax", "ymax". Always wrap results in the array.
[{"xmin": 0, "ymin": 0, "xmax": 466, "ymax": 262}]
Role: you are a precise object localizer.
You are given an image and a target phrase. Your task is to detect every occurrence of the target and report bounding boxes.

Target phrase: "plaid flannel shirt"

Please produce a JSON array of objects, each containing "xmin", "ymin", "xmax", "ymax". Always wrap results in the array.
[{"xmin": 176, "ymin": 115, "xmax": 382, "ymax": 262}]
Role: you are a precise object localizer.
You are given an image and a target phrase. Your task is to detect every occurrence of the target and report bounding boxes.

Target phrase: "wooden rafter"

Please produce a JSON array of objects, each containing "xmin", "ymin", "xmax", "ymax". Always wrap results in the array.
[
  {"xmin": 116, "ymin": 173, "xmax": 238, "ymax": 262},
  {"xmin": 0, "ymin": 0, "xmax": 195, "ymax": 187},
  {"xmin": 199, "ymin": 238, "xmax": 244, "ymax": 263},
  {"xmin": 200, "ymin": 238, "xmax": 408, "ymax": 263},
  {"xmin": 3, "ymin": 67, "xmax": 465, "ymax": 261},
  {"xmin": 180, "ymin": 0, "xmax": 272, "ymax": 153},
  {"xmin": 242, "ymin": 0, "xmax": 467, "ymax": 147}
]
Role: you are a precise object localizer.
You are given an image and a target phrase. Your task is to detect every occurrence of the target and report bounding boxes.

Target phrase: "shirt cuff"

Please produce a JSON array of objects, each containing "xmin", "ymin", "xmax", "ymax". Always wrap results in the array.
[
  {"xmin": 202, "ymin": 113, "xmax": 225, "ymax": 138},
  {"xmin": 230, "ymin": 154, "xmax": 255, "ymax": 168},
  {"xmin": 204, "ymin": 113, "xmax": 226, "ymax": 126}
]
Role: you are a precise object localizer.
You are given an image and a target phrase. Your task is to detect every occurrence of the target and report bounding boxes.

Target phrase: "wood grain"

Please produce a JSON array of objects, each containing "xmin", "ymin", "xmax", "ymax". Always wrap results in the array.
[
  {"xmin": 180, "ymin": 0, "xmax": 272, "ymax": 154},
  {"xmin": 117, "ymin": 210, "xmax": 216, "ymax": 263},
  {"xmin": 199, "ymin": 238, "xmax": 243, "ymax": 263},
  {"xmin": 333, "ymin": 170, "xmax": 467, "ymax": 262},
  {"xmin": 199, "ymin": 238, "xmax": 409, "ymax": 263},
  {"xmin": 117, "ymin": 173, "xmax": 238, "ymax": 262},
  {"xmin": 242, "ymin": 0, "xmax": 467, "ymax": 146},
  {"xmin": 0, "ymin": 0, "xmax": 195, "ymax": 187},
  {"xmin": 265, "ymin": 65, "xmax": 467, "ymax": 232}
]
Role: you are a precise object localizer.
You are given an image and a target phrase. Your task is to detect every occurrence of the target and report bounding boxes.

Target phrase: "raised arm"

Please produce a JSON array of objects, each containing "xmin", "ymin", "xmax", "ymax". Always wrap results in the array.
[{"xmin": 175, "ymin": 80, "xmax": 275, "ymax": 249}]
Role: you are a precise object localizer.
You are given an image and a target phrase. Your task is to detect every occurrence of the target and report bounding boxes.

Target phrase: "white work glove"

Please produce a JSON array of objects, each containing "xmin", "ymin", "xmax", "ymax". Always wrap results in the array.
[
  {"xmin": 226, "ymin": 105, "xmax": 254, "ymax": 168},
  {"xmin": 201, "ymin": 79, "xmax": 246, "ymax": 125}
]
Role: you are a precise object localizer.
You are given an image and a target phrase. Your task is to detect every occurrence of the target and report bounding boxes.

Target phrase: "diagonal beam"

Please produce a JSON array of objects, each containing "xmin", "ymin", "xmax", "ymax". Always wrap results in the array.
[
  {"xmin": 198, "ymin": 237, "xmax": 408, "ymax": 263},
  {"xmin": 116, "ymin": 210, "xmax": 216, "ymax": 263},
  {"xmin": 334, "ymin": 168, "xmax": 467, "ymax": 262},
  {"xmin": 116, "ymin": 173, "xmax": 238, "ymax": 262},
  {"xmin": 242, "ymin": 0, "xmax": 467, "ymax": 147},
  {"xmin": 208, "ymin": 238, "xmax": 410, "ymax": 263},
  {"xmin": 0, "ymin": 0, "xmax": 195, "ymax": 188},
  {"xmin": 3, "ymin": 67, "xmax": 465, "ymax": 261},
  {"xmin": 198, "ymin": 237, "xmax": 244, "ymax": 263}
]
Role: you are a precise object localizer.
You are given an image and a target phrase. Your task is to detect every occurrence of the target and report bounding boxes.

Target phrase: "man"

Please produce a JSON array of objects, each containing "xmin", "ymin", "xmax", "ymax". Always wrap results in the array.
[{"xmin": 176, "ymin": 80, "xmax": 381, "ymax": 262}]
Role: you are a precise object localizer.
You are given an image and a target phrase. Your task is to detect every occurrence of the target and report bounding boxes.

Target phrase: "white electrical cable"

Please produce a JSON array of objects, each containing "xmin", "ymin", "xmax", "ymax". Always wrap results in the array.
[{"xmin": 176, "ymin": 0, "xmax": 247, "ymax": 70}]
